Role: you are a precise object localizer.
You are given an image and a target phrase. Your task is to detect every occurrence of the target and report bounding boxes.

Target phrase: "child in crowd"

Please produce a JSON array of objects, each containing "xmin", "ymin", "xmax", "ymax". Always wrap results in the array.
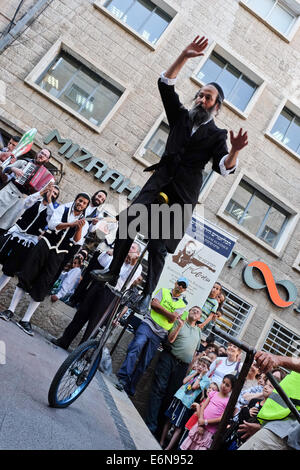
[
  {"xmin": 199, "ymin": 282, "xmax": 221, "ymax": 331},
  {"xmin": 51, "ymin": 256, "xmax": 83, "ymax": 304},
  {"xmin": 187, "ymin": 343, "xmax": 218, "ymax": 374},
  {"xmin": 203, "ymin": 290, "xmax": 227, "ymax": 335},
  {"xmin": 207, "ymin": 351, "xmax": 218, "ymax": 363},
  {"xmin": 218, "ymin": 345, "xmax": 227, "ymax": 357},
  {"xmin": 235, "ymin": 372, "xmax": 265, "ymax": 413},
  {"xmin": 180, "ymin": 374, "xmax": 236, "ymax": 450},
  {"xmin": 237, "ymin": 378, "xmax": 274, "ymax": 446},
  {"xmin": 160, "ymin": 356, "xmax": 211, "ymax": 450},
  {"xmin": 178, "ymin": 382, "xmax": 220, "ymax": 447},
  {"xmin": 212, "ymin": 290, "xmax": 226, "ymax": 320}
]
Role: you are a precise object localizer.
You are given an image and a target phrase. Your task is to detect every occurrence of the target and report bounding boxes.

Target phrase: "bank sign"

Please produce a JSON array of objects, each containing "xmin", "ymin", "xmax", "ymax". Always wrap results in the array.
[
  {"xmin": 229, "ymin": 252, "xmax": 299, "ymax": 310},
  {"xmin": 43, "ymin": 129, "xmax": 141, "ymax": 201}
]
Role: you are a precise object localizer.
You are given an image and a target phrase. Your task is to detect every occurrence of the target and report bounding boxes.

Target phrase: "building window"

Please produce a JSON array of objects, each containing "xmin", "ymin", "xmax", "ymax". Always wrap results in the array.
[
  {"xmin": 224, "ymin": 179, "xmax": 290, "ymax": 248},
  {"xmin": 270, "ymin": 107, "xmax": 300, "ymax": 156},
  {"xmin": 138, "ymin": 120, "xmax": 214, "ymax": 191},
  {"xmin": 262, "ymin": 320, "xmax": 300, "ymax": 357},
  {"xmin": 243, "ymin": 0, "xmax": 297, "ymax": 36},
  {"xmin": 36, "ymin": 51, "xmax": 123, "ymax": 127},
  {"xmin": 195, "ymin": 51, "xmax": 258, "ymax": 112},
  {"xmin": 142, "ymin": 121, "xmax": 169, "ymax": 165},
  {"xmin": 205, "ymin": 287, "xmax": 253, "ymax": 346},
  {"xmin": 102, "ymin": 0, "xmax": 173, "ymax": 44}
]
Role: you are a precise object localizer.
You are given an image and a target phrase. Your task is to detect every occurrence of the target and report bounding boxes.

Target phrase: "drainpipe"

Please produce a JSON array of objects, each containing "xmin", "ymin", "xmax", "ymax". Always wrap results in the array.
[{"xmin": 0, "ymin": 0, "xmax": 51, "ymax": 53}]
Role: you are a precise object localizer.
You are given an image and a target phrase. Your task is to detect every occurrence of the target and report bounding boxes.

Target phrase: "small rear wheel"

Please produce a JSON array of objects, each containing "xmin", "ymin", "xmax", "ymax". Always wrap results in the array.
[{"xmin": 48, "ymin": 339, "xmax": 101, "ymax": 408}]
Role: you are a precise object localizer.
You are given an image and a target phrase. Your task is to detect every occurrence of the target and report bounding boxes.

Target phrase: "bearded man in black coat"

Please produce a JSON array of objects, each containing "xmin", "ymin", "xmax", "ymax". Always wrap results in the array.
[{"xmin": 92, "ymin": 36, "xmax": 248, "ymax": 311}]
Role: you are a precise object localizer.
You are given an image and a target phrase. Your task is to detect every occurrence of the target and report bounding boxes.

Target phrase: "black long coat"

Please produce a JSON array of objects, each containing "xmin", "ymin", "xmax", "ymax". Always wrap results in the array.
[{"xmin": 130, "ymin": 79, "xmax": 232, "ymax": 253}]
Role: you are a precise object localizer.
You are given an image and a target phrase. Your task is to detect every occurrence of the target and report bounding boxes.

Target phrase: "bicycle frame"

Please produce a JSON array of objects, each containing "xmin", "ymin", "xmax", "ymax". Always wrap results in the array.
[
  {"xmin": 209, "ymin": 326, "xmax": 300, "ymax": 450},
  {"xmin": 79, "ymin": 242, "xmax": 149, "ymax": 377}
]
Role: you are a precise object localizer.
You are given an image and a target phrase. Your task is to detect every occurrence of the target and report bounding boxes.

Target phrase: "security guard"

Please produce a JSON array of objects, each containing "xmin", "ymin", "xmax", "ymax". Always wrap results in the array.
[{"xmin": 115, "ymin": 278, "xmax": 188, "ymax": 397}]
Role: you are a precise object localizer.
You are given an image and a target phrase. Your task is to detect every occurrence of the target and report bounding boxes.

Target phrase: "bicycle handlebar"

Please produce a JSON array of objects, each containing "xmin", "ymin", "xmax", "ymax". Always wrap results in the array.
[{"xmin": 212, "ymin": 325, "xmax": 255, "ymax": 355}]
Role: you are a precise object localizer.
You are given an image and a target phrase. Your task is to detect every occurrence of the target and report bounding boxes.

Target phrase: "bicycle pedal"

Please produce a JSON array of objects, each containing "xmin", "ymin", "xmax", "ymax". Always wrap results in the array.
[{"xmin": 106, "ymin": 283, "xmax": 122, "ymax": 297}]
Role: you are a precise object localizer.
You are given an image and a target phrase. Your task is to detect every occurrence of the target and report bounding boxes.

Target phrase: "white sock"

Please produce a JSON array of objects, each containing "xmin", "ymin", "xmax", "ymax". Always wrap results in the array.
[
  {"xmin": 0, "ymin": 274, "xmax": 11, "ymax": 291},
  {"xmin": 8, "ymin": 287, "xmax": 25, "ymax": 313},
  {"xmin": 22, "ymin": 298, "xmax": 40, "ymax": 323}
]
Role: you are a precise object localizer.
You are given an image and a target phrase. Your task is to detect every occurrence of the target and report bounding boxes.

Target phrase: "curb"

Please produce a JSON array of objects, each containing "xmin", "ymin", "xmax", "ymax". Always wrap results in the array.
[{"xmin": 99, "ymin": 374, "xmax": 162, "ymax": 451}]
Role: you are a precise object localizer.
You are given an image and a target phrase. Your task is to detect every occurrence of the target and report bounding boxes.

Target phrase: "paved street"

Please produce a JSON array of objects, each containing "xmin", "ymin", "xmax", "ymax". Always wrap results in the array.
[{"xmin": 0, "ymin": 318, "xmax": 160, "ymax": 450}]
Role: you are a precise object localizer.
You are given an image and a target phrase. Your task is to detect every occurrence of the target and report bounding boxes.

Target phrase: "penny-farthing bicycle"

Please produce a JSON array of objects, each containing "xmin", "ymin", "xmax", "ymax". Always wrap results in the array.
[{"xmin": 48, "ymin": 242, "xmax": 148, "ymax": 408}]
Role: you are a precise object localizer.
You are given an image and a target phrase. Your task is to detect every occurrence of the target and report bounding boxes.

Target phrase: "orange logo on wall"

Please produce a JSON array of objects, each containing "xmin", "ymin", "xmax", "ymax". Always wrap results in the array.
[{"xmin": 243, "ymin": 261, "xmax": 297, "ymax": 308}]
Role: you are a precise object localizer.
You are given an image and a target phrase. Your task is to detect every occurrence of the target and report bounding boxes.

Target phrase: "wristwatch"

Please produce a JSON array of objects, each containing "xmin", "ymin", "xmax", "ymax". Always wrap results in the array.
[{"xmin": 204, "ymin": 419, "xmax": 208, "ymax": 426}]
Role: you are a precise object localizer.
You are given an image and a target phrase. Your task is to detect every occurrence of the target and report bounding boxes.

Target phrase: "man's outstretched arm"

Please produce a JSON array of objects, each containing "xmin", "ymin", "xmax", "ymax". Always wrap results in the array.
[
  {"xmin": 164, "ymin": 35, "xmax": 208, "ymax": 79},
  {"xmin": 255, "ymin": 351, "xmax": 300, "ymax": 374},
  {"xmin": 224, "ymin": 128, "xmax": 248, "ymax": 170}
]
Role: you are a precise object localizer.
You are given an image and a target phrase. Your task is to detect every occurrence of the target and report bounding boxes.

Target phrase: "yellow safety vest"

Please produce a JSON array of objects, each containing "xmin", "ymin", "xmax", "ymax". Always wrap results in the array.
[
  {"xmin": 258, "ymin": 371, "xmax": 300, "ymax": 423},
  {"xmin": 150, "ymin": 288, "xmax": 186, "ymax": 331}
]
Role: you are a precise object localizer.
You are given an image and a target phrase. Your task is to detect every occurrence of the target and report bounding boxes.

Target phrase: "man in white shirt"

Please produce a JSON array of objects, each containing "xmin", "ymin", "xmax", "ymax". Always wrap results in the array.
[
  {"xmin": 57, "ymin": 189, "xmax": 108, "ymax": 275},
  {"xmin": 51, "ymin": 256, "xmax": 83, "ymax": 303},
  {"xmin": 67, "ymin": 189, "xmax": 108, "ymax": 246},
  {"xmin": 51, "ymin": 242, "xmax": 142, "ymax": 350}
]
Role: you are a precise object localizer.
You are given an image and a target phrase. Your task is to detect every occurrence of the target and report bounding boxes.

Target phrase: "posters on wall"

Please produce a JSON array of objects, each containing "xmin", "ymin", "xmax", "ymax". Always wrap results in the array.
[{"xmin": 157, "ymin": 216, "xmax": 238, "ymax": 310}]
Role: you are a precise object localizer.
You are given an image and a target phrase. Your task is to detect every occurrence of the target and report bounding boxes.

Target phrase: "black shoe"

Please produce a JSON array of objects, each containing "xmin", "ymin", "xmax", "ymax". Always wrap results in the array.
[
  {"xmin": 90, "ymin": 269, "xmax": 117, "ymax": 284},
  {"xmin": 115, "ymin": 381, "xmax": 125, "ymax": 392},
  {"xmin": 51, "ymin": 337, "xmax": 69, "ymax": 350},
  {"xmin": 133, "ymin": 294, "xmax": 151, "ymax": 315},
  {"xmin": 0, "ymin": 309, "xmax": 14, "ymax": 322},
  {"xmin": 16, "ymin": 321, "xmax": 34, "ymax": 336}
]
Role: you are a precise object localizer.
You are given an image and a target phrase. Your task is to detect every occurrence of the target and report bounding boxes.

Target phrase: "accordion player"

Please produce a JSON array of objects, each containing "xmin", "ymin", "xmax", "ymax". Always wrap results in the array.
[{"xmin": 14, "ymin": 161, "xmax": 55, "ymax": 193}]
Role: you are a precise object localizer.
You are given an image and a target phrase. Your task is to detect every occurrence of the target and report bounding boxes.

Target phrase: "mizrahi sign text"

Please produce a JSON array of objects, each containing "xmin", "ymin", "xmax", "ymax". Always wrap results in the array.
[{"xmin": 43, "ymin": 129, "xmax": 141, "ymax": 201}]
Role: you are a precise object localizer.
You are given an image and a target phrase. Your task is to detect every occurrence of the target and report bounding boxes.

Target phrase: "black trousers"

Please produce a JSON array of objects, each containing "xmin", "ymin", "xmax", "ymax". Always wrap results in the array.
[
  {"xmin": 1, "ymin": 237, "xmax": 34, "ymax": 277},
  {"xmin": 58, "ymin": 282, "xmax": 114, "ymax": 348},
  {"xmin": 109, "ymin": 206, "xmax": 168, "ymax": 295},
  {"xmin": 145, "ymin": 350, "xmax": 189, "ymax": 435},
  {"xmin": 18, "ymin": 239, "xmax": 66, "ymax": 302}
]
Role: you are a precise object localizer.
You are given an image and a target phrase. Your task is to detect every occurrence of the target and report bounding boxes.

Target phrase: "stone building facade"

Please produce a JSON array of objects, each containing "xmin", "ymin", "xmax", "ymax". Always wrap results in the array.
[{"xmin": 0, "ymin": 0, "xmax": 299, "ymax": 362}]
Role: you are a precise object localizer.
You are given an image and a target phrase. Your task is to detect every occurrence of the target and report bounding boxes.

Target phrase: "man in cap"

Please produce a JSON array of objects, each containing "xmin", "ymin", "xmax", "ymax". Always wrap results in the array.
[
  {"xmin": 115, "ymin": 278, "xmax": 188, "ymax": 397},
  {"xmin": 1, "ymin": 193, "xmax": 90, "ymax": 336},
  {"xmin": 92, "ymin": 36, "xmax": 248, "ymax": 314}
]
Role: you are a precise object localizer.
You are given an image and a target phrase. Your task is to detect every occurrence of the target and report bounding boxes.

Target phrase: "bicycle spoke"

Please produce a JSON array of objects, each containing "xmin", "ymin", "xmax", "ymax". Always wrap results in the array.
[
  {"xmin": 56, "ymin": 357, "xmax": 89, "ymax": 400},
  {"xmin": 48, "ymin": 340, "xmax": 101, "ymax": 407}
]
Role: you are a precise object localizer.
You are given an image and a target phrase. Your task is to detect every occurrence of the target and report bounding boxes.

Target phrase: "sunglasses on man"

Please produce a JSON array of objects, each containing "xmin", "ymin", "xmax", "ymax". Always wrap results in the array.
[{"xmin": 177, "ymin": 281, "xmax": 187, "ymax": 288}]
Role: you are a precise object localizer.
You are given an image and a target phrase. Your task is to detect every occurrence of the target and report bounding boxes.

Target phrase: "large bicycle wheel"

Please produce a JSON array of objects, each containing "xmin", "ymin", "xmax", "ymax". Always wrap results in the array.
[{"xmin": 48, "ymin": 339, "xmax": 101, "ymax": 408}]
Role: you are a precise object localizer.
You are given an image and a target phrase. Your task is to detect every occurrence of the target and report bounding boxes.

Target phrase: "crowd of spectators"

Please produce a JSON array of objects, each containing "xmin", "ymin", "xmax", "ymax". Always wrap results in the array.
[{"xmin": 0, "ymin": 137, "xmax": 299, "ymax": 452}]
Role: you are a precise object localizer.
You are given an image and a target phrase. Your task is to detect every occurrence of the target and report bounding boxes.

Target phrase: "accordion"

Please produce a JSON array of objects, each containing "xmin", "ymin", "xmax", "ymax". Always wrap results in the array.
[{"xmin": 15, "ymin": 162, "xmax": 55, "ymax": 192}]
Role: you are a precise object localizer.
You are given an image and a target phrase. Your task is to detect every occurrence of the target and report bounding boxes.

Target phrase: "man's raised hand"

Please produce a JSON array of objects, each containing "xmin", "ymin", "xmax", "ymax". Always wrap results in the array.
[
  {"xmin": 230, "ymin": 128, "xmax": 248, "ymax": 152},
  {"xmin": 183, "ymin": 36, "xmax": 209, "ymax": 59}
]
